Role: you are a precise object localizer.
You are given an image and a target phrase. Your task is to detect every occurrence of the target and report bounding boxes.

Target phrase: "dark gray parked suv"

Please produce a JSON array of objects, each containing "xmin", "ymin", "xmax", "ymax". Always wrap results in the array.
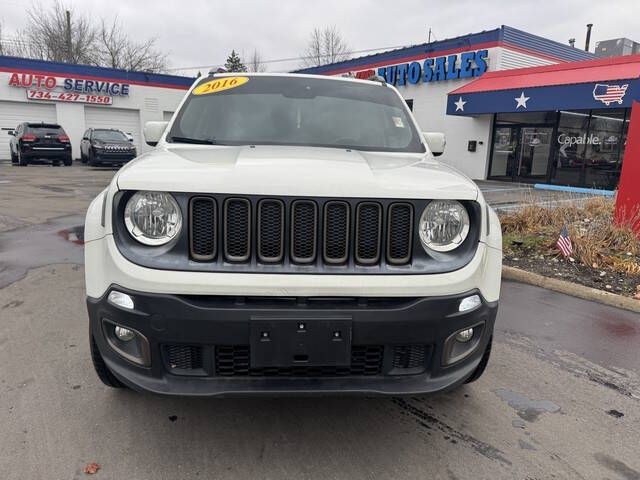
[{"xmin": 80, "ymin": 128, "xmax": 137, "ymax": 167}]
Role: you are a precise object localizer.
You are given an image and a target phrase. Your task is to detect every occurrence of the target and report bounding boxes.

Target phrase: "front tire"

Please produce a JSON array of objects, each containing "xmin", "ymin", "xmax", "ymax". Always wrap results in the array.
[{"xmin": 90, "ymin": 335, "xmax": 126, "ymax": 389}]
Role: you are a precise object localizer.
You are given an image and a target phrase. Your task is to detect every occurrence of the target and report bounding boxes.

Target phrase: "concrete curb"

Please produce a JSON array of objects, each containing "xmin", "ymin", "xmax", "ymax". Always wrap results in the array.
[{"xmin": 502, "ymin": 265, "xmax": 640, "ymax": 313}]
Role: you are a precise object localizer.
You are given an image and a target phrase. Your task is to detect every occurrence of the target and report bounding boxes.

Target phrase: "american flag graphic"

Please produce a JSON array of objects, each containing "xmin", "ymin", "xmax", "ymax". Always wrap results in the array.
[
  {"xmin": 556, "ymin": 226, "xmax": 573, "ymax": 258},
  {"xmin": 592, "ymin": 83, "xmax": 628, "ymax": 106}
]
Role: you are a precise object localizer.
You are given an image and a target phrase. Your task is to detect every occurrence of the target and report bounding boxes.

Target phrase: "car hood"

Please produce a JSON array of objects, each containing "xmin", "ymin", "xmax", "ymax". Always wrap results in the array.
[{"xmin": 116, "ymin": 145, "xmax": 478, "ymax": 200}]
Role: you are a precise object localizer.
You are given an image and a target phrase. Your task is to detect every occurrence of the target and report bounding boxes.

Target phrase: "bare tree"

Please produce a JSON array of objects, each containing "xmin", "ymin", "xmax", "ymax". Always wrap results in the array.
[
  {"xmin": 301, "ymin": 26, "xmax": 349, "ymax": 67},
  {"xmin": 16, "ymin": 1, "xmax": 97, "ymax": 63},
  {"xmin": 247, "ymin": 49, "xmax": 266, "ymax": 72},
  {"xmin": 4, "ymin": 2, "xmax": 168, "ymax": 72},
  {"xmin": 97, "ymin": 17, "xmax": 167, "ymax": 72}
]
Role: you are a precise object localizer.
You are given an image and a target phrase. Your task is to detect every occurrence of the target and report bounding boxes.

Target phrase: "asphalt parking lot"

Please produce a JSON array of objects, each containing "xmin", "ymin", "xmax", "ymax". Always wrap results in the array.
[{"xmin": 0, "ymin": 162, "xmax": 639, "ymax": 480}]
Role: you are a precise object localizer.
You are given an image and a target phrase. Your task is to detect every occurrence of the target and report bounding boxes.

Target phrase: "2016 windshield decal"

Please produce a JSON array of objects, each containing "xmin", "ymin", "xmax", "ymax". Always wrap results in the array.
[{"xmin": 192, "ymin": 77, "xmax": 249, "ymax": 95}]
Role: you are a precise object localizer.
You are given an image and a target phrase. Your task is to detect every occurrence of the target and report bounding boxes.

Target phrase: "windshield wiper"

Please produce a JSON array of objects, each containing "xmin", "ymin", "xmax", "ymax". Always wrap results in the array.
[{"xmin": 168, "ymin": 136, "xmax": 217, "ymax": 145}]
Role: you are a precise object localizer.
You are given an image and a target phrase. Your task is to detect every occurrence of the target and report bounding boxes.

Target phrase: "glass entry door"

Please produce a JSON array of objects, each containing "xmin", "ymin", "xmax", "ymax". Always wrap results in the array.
[
  {"xmin": 490, "ymin": 125, "xmax": 554, "ymax": 182},
  {"xmin": 516, "ymin": 127, "xmax": 552, "ymax": 182},
  {"xmin": 489, "ymin": 126, "xmax": 518, "ymax": 179}
]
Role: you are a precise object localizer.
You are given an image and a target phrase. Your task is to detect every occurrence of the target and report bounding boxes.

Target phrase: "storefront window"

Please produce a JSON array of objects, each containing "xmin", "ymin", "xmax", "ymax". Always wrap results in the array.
[
  {"xmin": 490, "ymin": 108, "xmax": 630, "ymax": 189},
  {"xmin": 583, "ymin": 109, "xmax": 626, "ymax": 189},
  {"xmin": 549, "ymin": 110, "xmax": 590, "ymax": 186}
]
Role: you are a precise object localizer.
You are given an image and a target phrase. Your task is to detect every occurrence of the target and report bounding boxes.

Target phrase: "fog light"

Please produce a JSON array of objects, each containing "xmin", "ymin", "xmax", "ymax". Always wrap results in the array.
[
  {"xmin": 108, "ymin": 290, "xmax": 134, "ymax": 310},
  {"xmin": 455, "ymin": 328, "xmax": 474, "ymax": 343},
  {"xmin": 442, "ymin": 321, "xmax": 485, "ymax": 366},
  {"xmin": 459, "ymin": 294, "xmax": 481, "ymax": 312},
  {"xmin": 102, "ymin": 319, "xmax": 151, "ymax": 367},
  {"xmin": 115, "ymin": 326, "xmax": 135, "ymax": 342}
]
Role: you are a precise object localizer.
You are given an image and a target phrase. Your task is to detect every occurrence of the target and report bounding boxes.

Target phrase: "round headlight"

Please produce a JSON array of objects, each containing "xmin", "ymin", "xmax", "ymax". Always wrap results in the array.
[
  {"xmin": 419, "ymin": 200, "xmax": 470, "ymax": 252},
  {"xmin": 124, "ymin": 191, "xmax": 182, "ymax": 246}
]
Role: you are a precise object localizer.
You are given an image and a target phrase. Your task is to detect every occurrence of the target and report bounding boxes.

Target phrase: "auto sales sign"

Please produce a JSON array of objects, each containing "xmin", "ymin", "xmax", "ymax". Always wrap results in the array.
[
  {"xmin": 353, "ymin": 50, "xmax": 489, "ymax": 86},
  {"xmin": 8, "ymin": 72, "xmax": 130, "ymax": 105}
]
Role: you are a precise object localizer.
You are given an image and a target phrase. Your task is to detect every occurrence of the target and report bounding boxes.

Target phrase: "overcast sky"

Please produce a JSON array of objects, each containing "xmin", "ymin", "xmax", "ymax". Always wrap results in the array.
[{"xmin": 1, "ymin": 0, "xmax": 638, "ymax": 76}]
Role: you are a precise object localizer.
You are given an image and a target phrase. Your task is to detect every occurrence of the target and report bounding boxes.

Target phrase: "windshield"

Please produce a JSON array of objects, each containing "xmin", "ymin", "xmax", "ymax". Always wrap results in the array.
[
  {"xmin": 93, "ymin": 130, "xmax": 128, "ymax": 142},
  {"xmin": 167, "ymin": 76, "xmax": 425, "ymax": 153}
]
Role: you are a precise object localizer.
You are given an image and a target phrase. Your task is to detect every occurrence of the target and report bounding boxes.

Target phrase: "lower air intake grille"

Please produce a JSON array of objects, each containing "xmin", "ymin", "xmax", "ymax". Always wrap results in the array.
[
  {"xmin": 214, "ymin": 345, "xmax": 384, "ymax": 377},
  {"xmin": 392, "ymin": 345, "xmax": 427, "ymax": 370},
  {"xmin": 164, "ymin": 344, "xmax": 204, "ymax": 371}
]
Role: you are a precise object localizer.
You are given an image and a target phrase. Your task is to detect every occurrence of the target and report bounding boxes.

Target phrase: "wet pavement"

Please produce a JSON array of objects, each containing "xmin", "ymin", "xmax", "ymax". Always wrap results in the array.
[
  {"xmin": 0, "ymin": 163, "xmax": 639, "ymax": 480},
  {"xmin": 0, "ymin": 216, "xmax": 84, "ymax": 288}
]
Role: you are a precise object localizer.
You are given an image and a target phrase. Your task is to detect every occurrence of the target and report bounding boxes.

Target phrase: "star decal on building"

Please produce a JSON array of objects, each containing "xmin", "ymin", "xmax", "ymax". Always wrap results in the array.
[
  {"xmin": 515, "ymin": 91, "xmax": 530, "ymax": 109},
  {"xmin": 454, "ymin": 96, "xmax": 467, "ymax": 112}
]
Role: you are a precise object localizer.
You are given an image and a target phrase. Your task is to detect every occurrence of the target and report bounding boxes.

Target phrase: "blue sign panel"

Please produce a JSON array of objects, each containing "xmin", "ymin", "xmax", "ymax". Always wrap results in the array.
[
  {"xmin": 378, "ymin": 50, "xmax": 489, "ymax": 87},
  {"xmin": 447, "ymin": 78, "xmax": 640, "ymax": 116}
]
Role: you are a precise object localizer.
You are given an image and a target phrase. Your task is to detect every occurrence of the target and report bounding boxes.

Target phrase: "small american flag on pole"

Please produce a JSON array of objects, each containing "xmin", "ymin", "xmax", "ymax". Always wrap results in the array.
[{"xmin": 556, "ymin": 225, "xmax": 573, "ymax": 257}]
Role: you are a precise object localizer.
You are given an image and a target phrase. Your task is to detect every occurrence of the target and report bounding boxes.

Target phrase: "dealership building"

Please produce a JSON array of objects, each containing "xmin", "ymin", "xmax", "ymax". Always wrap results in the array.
[
  {"xmin": 0, "ymin": 56, "xmax": 193, "ymax": 159},
  {"xmin": 298, "ymin": 25, "xmax": 639, "ymax": 190},
  {"xmin": 1, "ymin": 26, "xmax": 638, "ymax": 191}
]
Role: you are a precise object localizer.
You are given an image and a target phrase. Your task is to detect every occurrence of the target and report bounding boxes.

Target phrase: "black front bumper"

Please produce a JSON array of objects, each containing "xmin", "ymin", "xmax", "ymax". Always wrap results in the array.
[
  {"xmin": 87, "ymin": 287, "xmax": 498, "ymax": 396},
  {"xmin": 93, "ymin": 152, "xmax": 135, "ymax": 165}
]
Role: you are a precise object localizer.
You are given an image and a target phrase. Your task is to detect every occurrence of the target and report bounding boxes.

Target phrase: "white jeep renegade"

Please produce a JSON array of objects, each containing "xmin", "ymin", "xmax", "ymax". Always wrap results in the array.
[{"xmin": 84, "ymin": 73, "xmax": 502, "ymax": 396}]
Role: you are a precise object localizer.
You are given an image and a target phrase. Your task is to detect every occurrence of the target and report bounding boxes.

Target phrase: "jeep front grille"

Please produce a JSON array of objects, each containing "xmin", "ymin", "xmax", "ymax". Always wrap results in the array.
[
  {"xmin": 291, "ymin": 200, "xmax": 317, "ymax": 263},
  {"xmin": 189, "ymin": 195, "xmax": 415, "ymax": 269},
  {"xmin": 224, "ymin": 198, "xmax": 251, "ymax": 262},
  {"xmin": 189, "ymin": 197, "xmax": 217, "ymax": 261},
  {"xmin": 257, "ymin": 199, "xmax": 285, "ymax": 263},
  {"xmin": 323, "ymin": 201, "xmax": 349, "ymax": 264},
  {"xmin": 387, "ymin": 203, "xmax": 414, "ymax": 265}
]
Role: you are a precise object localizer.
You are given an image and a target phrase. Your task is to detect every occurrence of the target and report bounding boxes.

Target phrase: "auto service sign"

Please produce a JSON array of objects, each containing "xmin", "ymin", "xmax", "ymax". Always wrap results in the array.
[{"xmin": 8, "ymin": 72, "xmax": 130, "ymax": 105}]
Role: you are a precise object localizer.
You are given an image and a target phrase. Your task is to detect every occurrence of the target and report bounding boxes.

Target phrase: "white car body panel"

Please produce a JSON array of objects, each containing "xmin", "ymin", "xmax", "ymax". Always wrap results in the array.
[
  {"xmin": 115, "ymin": 146, "xmax": 478, "ymax": 200},
  {"xmin": 85, "ymin": 72, "xmax": 502, "ymax": 303},
  {"xmin": 84, "ymin": 233, "xmax": 501, "ymax": 302}
]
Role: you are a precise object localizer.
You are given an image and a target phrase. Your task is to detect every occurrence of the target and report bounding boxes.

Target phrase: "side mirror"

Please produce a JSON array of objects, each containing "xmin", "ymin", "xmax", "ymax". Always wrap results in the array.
[
  {"xmin": 7, "ymin": 130, "xmax": 14, "ymax": 136},
  {"xmin": 125, "ymin": 133, "xmax": 134, "ymax": 142},
  {"xmin": 423, "ymin": 132, "xmax": 446, "ymax": 157},
  {"xmin": 143, "ymin": 121, "xmax": 168, "ymax": 147}
]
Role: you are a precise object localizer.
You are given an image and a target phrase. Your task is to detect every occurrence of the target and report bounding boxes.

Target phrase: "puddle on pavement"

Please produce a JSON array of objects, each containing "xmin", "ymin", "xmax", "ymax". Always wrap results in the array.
[
  {"xmin": 0, "ymin": 216, "xmax": 85, "ymax": 288},
  {"xmin": 493, "ymin": 388, "xmax": 560, "ymax": 422}
]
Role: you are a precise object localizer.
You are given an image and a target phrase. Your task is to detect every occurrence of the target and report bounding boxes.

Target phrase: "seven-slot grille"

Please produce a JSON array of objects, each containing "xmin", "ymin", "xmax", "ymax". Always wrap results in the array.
[{"xmin": 189, "ymin": 197, "xmax": 415, "ymax": 267}]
